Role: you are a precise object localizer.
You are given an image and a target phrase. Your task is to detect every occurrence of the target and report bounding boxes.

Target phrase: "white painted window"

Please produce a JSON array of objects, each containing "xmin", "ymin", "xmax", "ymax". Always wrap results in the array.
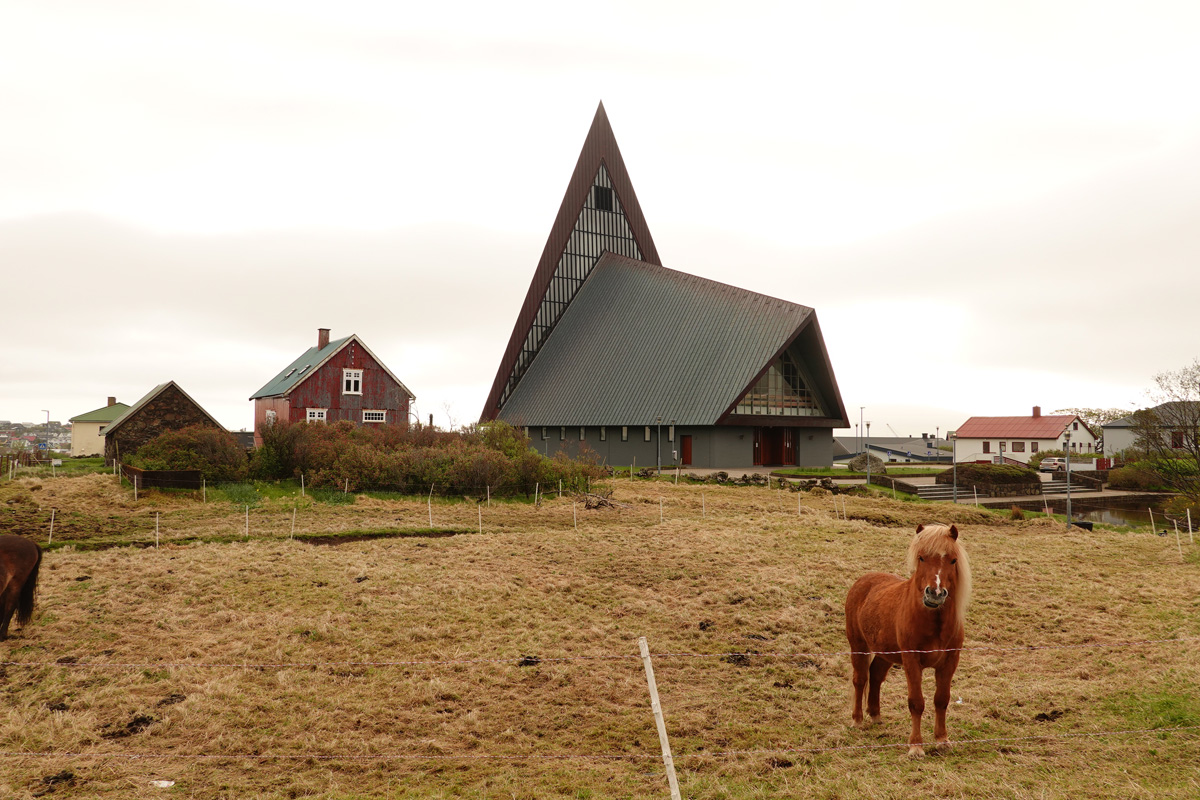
[
  {"xmin": 644, "ymin": 426, "xmax": 651, "ymax": 442},
  {"xmin": 600, "ymin": 426, "xmax": 606, "ymax": 441},
  {"xmin": 363, "ymin": 410, "xmax": 386, "ymax": 423},
  {"xmin": 307, "ymin": 408, "xmax": 327, "ymax": 423},
  {"xmin": 621, "ymin": 426, "xmax": 628, "ymax": 442},
  {"xmin": 579, "ymin": 427, "xmax": 585, "ymax": 441},
  {"xmin": 343, "ymin": 369, "xmax": 363, "ymax": 395},
  {"xmin": 560, "ymin": 426, "xmax": 566, "ymax": 441},
  {"xmin": 265, "ymin": 410, "xmax": 277, "ymax": 425},
  {"xmin": 668, "ymin": 425, "xmax": 675, "ymax": 442}
]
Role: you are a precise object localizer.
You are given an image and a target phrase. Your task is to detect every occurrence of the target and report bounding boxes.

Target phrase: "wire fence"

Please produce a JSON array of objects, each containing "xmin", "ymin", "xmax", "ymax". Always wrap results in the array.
[
  {"xmin": 6, "ymin": 635, "xmax": 1199, "ymax": 670},
  {"xmin": 4, "ymin": 725, "xmax": 1198, "ymax": 762}
]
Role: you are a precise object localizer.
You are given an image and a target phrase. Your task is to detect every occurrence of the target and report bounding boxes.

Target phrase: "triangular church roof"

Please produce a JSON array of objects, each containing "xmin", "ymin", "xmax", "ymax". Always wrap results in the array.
[
  {"xmin": 496, "ymin": 253, "xmax": 848, "ymax": 427},
  {"xmin": 482, "ymin": 102, "xmax": 660, "ymax": 420}
]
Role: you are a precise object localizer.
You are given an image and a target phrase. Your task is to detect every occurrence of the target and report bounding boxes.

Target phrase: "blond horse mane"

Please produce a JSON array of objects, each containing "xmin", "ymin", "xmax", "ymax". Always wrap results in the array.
[{"xmin": 906, "ymin": 524, "xmax": 972, "ymax": 620}]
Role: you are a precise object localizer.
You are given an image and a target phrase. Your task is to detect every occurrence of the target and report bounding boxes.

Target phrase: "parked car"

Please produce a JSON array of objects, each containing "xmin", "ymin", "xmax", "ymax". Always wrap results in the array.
[{"xmin": 1040, "ymin": 457, "xmax": 1067, "ymax": 472}]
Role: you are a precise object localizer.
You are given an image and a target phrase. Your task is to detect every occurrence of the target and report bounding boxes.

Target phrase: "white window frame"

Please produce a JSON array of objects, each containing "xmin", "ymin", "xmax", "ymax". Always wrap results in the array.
[
  {"xmin": 560, "ymin": 426, "xmax": 566, "ymax": 441},
  {"xmin": 621, "ymin": 426, "xmax": 628, "ymax": 442},
  {"xmin": 343, "ymin": 369, "xmax": 363, "ymax": 395},
  {"xmin": 600, "ymin": 426, "xmax": 606, "ymax": 441},
  {"xmin": 644, "ymin": 426, "xmax": 651, "ymax": 442},
  {"xmin": 307, "ymin": 408, "xmax": 327, "ymax": 423},
  {"xmin": 264, "ymin": 409, "xmax": 278, "ymax": 426},
  {"xmin": 668, "ymin": 425, "xmax": 675, "ymax": 442},
  {"xmin": 363, "ymin": 410, "xmax": 386, "ymax": 423}
]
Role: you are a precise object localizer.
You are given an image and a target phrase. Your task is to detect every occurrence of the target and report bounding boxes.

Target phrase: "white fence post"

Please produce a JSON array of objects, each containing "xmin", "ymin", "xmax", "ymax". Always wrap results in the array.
[
  {"xmin": 291, "ymin": 507, "xmax": 296, "ymax": 541},
  {"xmin": 48, "ymin": 509, "xmax": 55, "ymax": 545},
  {"xmin": 638, "ymin": 637, "xmax": 682, "ymax": 800}
]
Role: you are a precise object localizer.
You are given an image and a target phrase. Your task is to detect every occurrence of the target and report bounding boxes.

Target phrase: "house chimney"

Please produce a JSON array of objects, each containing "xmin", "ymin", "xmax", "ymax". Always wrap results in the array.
[
  {"xmin": 1033, "ymin": 406, "xmax": 1041, "ymax": 418},
  {"xmin": 107, "ymin": 397, "xmax": 116, "ymax": 407},
  {"xmin": 318, "ymin": 328, "xmax": 330, "ymax": 349}
]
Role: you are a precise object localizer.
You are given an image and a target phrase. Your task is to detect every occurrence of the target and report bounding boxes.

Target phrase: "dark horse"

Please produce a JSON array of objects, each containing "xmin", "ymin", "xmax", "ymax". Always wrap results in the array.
[
  {"xmin": 845, "ymin": 524, "xmax": 972, "ymax": 756},
  {"xmin": 0, "ymin": 534, "xmax": 42, "ymax": 640}
]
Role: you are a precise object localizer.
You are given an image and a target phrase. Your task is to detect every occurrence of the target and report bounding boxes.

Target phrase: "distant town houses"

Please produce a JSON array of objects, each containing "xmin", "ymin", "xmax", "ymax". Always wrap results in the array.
[{"xmin": 951, "ymin": 406, "xmax": 1097, "ymax": 466}]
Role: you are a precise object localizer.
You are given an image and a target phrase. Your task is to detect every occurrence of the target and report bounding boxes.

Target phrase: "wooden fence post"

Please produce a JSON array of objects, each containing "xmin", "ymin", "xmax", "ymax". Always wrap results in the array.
[{"xmin": 638, "ymin": 637, "xmax": 682, "ymax": 800}]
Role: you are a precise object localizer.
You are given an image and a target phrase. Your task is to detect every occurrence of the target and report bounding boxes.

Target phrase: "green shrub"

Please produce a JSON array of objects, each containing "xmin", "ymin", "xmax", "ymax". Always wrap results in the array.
[
  {"xmin": 937, "ymin": 463, "xmax": 1039, "ymax": 486},
  {"xmin": 246, "ymin": 419, "xmax": 603, "ymax": 497},
  {"xmin": 1108, "ymin": 464, "xmax": 1171, "ymax": 492},
  {"xmin": 130, "ymin": 425, "xmax": 248, "ymax": 482}
]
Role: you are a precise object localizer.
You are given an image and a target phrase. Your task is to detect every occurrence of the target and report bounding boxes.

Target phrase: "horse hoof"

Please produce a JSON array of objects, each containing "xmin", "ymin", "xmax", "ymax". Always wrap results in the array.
[
  {"xmin": 933, "ymin": 738, "xmax": 951, "ymax": 752},
  {"xmin": 906, "ymin": 745, "xmax": 925, "ymax": 758}
]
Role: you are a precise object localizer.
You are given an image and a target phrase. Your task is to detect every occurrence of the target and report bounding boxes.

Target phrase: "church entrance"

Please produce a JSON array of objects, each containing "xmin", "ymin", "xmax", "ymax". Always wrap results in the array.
[{"xmin": 752, "ymin": 427, "xmax": 796, "ymax": 466}]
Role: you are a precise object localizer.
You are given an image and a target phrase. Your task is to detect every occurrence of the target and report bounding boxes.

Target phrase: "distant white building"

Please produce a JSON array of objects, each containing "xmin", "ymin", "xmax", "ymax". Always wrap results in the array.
[
  {"xmin": 952, "ymin": 406, "xmax": 1097, "ymax": 465},
  {"xmin": 68, "ymin": 398, "xmax": 130, "ymax": 457}
]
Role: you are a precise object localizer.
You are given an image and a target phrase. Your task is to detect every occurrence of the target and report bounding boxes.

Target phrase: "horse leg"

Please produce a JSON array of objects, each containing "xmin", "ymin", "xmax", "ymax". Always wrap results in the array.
[
  {"xmin": 932, "ymin": 653, "xmax": 960, "ymax": 749},
  {"xmin": 901, "ymin": 654, "xmax": 926, "ymax": 757},
  {"xmin": 849, "ymin": 651, "xmax": 870, "ymax": 727},
  {"xmin": 866, "ymin": 656, "xmax": 890, "ymax": 723},
  {"xmin": 0, "ymin": 597, "xmax": 13, "ymax": 641}
]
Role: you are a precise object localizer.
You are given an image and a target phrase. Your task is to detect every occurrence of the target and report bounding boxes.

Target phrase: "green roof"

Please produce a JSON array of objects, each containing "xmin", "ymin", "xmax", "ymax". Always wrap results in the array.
[
  {"xmin": 249, "ymin": 336, "xmax": 352, "ymax": 399},
  {"xmin": 70, "ymin": 402, "xmax": 131, "ymax": 423}
]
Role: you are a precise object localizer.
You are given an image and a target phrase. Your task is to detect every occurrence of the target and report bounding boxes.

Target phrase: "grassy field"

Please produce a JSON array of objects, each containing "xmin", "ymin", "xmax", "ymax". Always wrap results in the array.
[{"xmin": 1, "ymin": 473, "xmax": 1198, "ymax": 799}]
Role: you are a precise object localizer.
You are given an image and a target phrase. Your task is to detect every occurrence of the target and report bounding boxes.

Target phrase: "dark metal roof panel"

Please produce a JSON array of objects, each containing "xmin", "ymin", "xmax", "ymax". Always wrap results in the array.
[{"xmin": 497, "ymin": 254, "xmax": 815, "ymax": 426}]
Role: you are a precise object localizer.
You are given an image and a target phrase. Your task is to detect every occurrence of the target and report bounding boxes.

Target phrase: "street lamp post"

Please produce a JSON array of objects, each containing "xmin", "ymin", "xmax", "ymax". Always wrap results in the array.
[
  {"xmin": 1063, "ymin": 429, "xmax": 1072, "ymax": 529},
  {"xmin": 865, "ymin": 421, "xmax": 871, "ymax": 488},
  {"xmin": 951, "ymin": 433, "xmax": 958, "ymax": 503},
  {"xmin": 656, "ymin": 416, "xmax": 662, "ymax": 475}
]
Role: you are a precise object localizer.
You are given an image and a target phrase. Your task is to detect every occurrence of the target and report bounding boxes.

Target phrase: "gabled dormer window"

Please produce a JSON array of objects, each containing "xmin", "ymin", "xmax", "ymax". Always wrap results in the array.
[{"xmin": 343, "ymin": 369, "xmax": 363, "ymax": 395}]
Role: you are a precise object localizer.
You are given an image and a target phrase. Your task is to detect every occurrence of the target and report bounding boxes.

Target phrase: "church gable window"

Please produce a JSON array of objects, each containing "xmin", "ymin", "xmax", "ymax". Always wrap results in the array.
[{"xmin": 734, "ymin": 351, "xmax": 823, "ymax": 417}]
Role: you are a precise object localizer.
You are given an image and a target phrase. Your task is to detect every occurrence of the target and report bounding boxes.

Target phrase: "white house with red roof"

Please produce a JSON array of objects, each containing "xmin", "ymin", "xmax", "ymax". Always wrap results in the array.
[{"xmin": 951, "ymin": 406, "xmax": 1097, "ymax": 465}]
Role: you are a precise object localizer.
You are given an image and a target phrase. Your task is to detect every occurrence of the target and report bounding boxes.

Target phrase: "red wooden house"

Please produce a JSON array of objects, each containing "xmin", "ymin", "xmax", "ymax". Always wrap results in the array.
[{"xmin": 249, "ymin": 328, "xmax": 415, "ymax": 447}]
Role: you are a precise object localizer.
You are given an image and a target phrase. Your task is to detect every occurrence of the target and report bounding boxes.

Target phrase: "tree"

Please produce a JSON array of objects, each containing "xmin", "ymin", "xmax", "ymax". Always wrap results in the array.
[{"xmin": 1128, "ymin": 361, "xmax": 1200, "ymax": 504}]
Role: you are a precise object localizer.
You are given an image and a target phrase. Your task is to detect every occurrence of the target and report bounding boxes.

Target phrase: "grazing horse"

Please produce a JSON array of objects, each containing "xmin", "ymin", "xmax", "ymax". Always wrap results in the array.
[
  {"xmin": 845, "ymin": 524, "xmax": 972, "ymax": 756},
  {"xmin": 0, "ymin": 534, "xmax": 42, "ymax": 640}
]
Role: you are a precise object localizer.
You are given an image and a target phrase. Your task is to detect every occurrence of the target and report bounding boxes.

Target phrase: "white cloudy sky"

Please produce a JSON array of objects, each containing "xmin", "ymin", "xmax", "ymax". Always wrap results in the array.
[{"xmin": 3, "ymin": 0, "xmax": 1198, "ymax": 437}]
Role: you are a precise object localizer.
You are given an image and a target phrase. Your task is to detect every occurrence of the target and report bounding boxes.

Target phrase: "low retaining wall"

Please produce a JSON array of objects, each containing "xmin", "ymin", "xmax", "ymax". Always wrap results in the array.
[{"xmin": 867, "ymin": 476, "xmax": 923, "ymax": 495}]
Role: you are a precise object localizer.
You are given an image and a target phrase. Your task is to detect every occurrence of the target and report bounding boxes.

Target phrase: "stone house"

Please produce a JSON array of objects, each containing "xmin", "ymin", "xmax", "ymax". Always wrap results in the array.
[{"xmin": 103, "ymin": 382, "xmax": 225, "ymax": 465}]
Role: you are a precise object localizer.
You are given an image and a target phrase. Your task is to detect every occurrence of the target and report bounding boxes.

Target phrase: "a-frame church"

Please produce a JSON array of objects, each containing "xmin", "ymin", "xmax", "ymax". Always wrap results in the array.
[{"xmin": 481, "ymin": 103, "xmax": 849, "ymax": 469}]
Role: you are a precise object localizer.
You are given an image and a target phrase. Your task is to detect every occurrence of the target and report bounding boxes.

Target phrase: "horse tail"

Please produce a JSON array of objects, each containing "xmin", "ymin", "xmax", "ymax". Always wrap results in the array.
[{"xmin": 16, "ymin": 542, "xmax": 42, "ymax": 627}]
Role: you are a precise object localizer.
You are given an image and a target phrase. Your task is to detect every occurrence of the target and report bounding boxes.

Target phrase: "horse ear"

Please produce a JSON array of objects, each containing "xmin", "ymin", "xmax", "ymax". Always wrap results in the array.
[
  {"xmin": 949, "ymin": 525, "xmax": 959, "ymax": 540},
  {"xmin": 915, "ymin": 524, "xmax": 925, "ymax": 533}
]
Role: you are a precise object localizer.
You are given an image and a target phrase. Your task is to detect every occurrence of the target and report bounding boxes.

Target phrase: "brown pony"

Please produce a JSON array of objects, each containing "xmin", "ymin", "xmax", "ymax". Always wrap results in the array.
[
  {"xmin": 844, "ymin": 524, "xmax": 971, "ymax": 756},
  {"xmin": 0, "ymin": 534, "xmax": 42, "ymax": 640}
]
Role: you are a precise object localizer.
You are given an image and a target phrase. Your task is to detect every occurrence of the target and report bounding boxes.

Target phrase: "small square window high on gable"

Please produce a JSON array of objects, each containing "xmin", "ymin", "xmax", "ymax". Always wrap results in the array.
[
  {"xmin": 343, "ymin": 369, "xmax": 363, "ymax": 395},
  {"xmin": 593, "ymin": 185, "xmax": 613, "ymax": 212}
]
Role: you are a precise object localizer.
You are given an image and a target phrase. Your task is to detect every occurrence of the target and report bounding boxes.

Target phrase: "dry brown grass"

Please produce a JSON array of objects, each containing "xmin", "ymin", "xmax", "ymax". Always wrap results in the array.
[{"xmin": 0, "ymin": 475, "xmax": 1198, "ymax": 799}]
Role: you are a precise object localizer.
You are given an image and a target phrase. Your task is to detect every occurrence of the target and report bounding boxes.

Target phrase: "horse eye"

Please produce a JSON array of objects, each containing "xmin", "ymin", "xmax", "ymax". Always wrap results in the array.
[
  {"xmin": 918, "ymin": 556, "xmax": 924, "ymax": 562},
  {"xmin": 951, "ymin": 559, "xmax": 957, "ymax": 565}
]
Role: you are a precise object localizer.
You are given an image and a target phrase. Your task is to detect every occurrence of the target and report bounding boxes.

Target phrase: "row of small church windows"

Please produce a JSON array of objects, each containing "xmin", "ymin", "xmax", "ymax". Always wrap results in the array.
[{"xmin": 527, "ymin": 425, "xmax": 675, "ymax": 443}]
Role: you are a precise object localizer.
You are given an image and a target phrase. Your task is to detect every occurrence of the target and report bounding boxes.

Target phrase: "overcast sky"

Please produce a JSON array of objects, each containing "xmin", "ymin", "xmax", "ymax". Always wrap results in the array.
[{"xmin": 3, "ymin": 1, "xmax": 1198, "ymax": 439}]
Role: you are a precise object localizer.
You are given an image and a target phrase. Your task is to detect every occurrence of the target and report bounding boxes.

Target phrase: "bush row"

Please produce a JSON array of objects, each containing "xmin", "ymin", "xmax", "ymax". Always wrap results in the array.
[{"xmin": 129, "ymin": 421, "xmax": 606, "ymax": 496}]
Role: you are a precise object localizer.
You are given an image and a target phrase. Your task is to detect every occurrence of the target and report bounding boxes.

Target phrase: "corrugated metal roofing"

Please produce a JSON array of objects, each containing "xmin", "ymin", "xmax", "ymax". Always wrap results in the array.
[
  {"xmin": 497, "ymin": 253, "xmax": 815, "ymax": 426},
  {"xmin": 955, "ymin": 415, "xmax": 1077, "ymax": 439},
  {"xmin": 69, "ymin": 403, "xmax": 130, "ymax": 423},
  {"xmin": 249, "ymin": 336, "xmax": 351, "ymax": 399}
]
